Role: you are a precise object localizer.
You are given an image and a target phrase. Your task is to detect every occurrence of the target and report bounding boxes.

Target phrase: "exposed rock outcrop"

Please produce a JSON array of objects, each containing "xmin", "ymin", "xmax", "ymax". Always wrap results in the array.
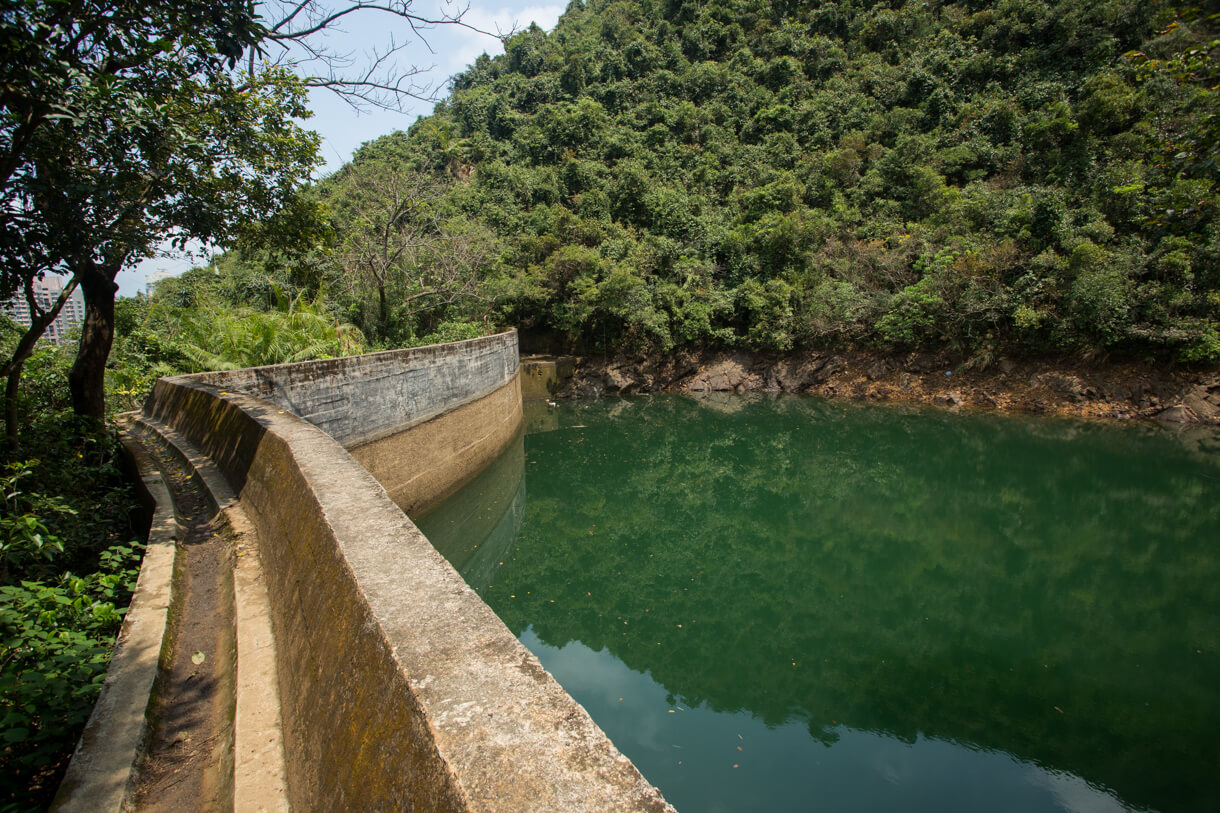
[{"xmin": 557, "ymin": 349, "xmax": 1220, "ymax": 425}]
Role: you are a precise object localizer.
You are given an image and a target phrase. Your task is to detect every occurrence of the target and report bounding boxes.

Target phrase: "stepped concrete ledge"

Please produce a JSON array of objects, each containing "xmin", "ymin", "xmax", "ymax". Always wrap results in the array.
[
  {"xmin": 57, "ymin": 331, "xmax": 673, "ymax": 812},
  {"xmin": 50, "ymin": 439, "xmax": 177, "ymax": 811}
]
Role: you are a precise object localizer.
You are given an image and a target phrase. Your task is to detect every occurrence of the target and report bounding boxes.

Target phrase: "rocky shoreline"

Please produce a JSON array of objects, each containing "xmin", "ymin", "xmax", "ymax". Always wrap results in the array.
[{"xmin": 554, "ymin": 349, "xmax": 1220, "ymax": 426}]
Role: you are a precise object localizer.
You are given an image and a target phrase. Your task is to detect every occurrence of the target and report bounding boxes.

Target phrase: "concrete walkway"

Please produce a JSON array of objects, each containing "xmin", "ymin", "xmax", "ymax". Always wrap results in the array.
[{"xmin": 51, "ymin": 418, "xmax": 288, "ymax": 812}]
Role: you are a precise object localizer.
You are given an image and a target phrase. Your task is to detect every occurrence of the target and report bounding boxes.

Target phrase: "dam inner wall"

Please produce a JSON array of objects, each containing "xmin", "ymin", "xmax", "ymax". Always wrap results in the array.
[
  {"xmin": 141, "ymin": 332, "xmax": 671, "ymax": 812},
  {"xmin": 185, "ymin": 330, "xmax": 520, "ymax": 449}
]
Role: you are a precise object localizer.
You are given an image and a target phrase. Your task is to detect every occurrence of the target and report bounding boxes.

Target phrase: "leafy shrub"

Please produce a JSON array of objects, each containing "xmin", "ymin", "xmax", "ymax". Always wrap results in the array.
[
  {"xmin": 875, "ymin": 278, "xmax": 946, "ymax": 349},
  {"xmin": 738, "ymin": 278, "xmax": 795, "ymax": 351},
  {"xmin": 1177, "ymin": 320, "xmax": 1220, "ymax": 363},
  {"xmin": 0, "ymin": 542, "xmax": 142, "ymax": 807},
  {"xmin": 0, "ymin": 383, "xmax": 145, "ymax": 808},
  {"xmin": 1, "ymin": 464, "xmax": 73, "ymax": 584},
  {"xmin": 1068, "ymin": 245, "xmax": 1132, "ymax": 346},
  {"xmin": 413, "ymin": 320, "xmax": 489, "ymax": 346}
]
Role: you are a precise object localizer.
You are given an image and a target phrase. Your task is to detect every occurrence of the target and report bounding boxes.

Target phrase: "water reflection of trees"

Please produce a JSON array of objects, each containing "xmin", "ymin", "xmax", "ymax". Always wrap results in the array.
[
  {"xmin": 411, "ymin": 431, "xmax": 525, "ymax": 589},
  {"xmin": 464, "ymin": 396, "xmax": 1218, "ymax": 813}
]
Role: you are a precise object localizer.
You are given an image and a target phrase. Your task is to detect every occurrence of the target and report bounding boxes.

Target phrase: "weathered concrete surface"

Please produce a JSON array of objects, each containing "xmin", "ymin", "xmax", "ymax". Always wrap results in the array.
[
  {"xmin": 520, "ymin": 355, "xmax": 576, "ymax": 401},
  {"xmin": 352, "ymin": 374, "xmax": 523, "ymax": 517},
  {"xmin": 187, "ymin": 332, "xmax": 520, "ymax": 447},
  {"xmin": 135, "ymin": 420, "xmax": 289, "ymax": 813},
  {"xmin": 139, "ymin": 332, "xmax": 673, "ymax": 812},
  {"xmin": 232, "ymin": 531, "xmax": 290, "ymax": 813},
  {"xmin": 127, "ymin": 426, "xmax": 238, "ymax": 813},
  {"xmin": 415, "ymin": 431, "xmax": 526, "ymax": 582}
]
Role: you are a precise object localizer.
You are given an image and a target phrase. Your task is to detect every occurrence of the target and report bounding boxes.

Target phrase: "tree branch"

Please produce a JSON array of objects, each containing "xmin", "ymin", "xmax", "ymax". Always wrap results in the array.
[{"xmin": 248, "ymin": 0, "xmax": 510, "ymax": 111}]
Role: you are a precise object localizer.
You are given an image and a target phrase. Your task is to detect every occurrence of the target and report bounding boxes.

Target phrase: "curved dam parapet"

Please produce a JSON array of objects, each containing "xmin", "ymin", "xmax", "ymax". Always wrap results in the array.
[
  {"xmin": 126, "ymin": 331, "xmax": 672, "ymax": 812},
  {"xmin": 184, "ymin": 330, "xmax": 525, "ymax": 516}
]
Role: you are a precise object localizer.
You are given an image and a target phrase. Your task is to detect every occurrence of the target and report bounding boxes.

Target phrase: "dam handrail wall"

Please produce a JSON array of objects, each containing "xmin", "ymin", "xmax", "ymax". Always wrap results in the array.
[{"xmin": 140, "ymin": 331, "xmax": 671, "ymax": 812}]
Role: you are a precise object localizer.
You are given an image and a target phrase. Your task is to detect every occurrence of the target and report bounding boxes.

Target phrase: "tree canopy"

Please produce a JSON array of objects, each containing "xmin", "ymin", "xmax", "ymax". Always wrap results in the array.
[
  {"xmin": 306, "ymin": 0, "xmax": 1220, "ymax": 364},
  {"xmin": 1, "ymin": 0, "xmax": 492, "ymax": 439}
]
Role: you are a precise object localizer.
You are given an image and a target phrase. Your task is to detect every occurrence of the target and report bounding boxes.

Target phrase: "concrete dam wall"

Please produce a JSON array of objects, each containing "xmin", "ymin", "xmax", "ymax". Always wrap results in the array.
[{"xmin": 124, "ymin": 332, "xmax": 671, "ymax": 812}]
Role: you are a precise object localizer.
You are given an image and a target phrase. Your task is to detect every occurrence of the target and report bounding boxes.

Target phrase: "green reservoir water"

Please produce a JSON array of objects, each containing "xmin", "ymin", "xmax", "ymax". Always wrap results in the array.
[{"xmin": 413, "ymin": 395, "xmax": 1220, "ymax": 813}]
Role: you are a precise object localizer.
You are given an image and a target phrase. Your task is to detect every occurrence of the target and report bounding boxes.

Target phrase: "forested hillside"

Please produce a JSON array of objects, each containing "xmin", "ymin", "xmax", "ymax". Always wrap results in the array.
[{"xmin": 303, "ymin": 0, "xmax": 1219, "ymax": 364}]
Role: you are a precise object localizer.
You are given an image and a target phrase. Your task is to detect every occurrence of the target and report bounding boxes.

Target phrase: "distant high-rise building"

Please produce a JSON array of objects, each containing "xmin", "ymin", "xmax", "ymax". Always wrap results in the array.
[
  {"xmin": 4, "ymin": 276, "xmax": 87, "ymax": 346},
  {"xmin": 145, "ymin": 269, "xmax": 177, "ymax": 295}
]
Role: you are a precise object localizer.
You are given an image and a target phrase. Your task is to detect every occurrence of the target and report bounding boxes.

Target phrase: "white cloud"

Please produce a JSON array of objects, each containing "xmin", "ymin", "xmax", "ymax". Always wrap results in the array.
[{"xmin": 440, "ymin": 3, "xmax": 566, "ymax": 76}]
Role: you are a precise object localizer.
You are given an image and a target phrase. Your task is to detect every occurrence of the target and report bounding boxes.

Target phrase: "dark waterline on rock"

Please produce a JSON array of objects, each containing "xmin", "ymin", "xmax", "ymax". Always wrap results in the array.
[{"xmin": 414, "ymin": 394, "xmax": 1220, "ymax": 813}]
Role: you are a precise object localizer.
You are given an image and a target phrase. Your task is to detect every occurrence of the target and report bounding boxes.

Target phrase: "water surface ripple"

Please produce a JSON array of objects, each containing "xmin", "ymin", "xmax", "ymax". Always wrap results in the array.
[{"xmin": 415, "ymin": 394, "xmax": 1220, "ymax": 813}]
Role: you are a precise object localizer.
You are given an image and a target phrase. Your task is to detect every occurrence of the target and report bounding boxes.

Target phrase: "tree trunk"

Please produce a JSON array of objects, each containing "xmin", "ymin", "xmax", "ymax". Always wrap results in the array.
[
  {"xmin": 5, "ymin": 361, "xmax": 25, "ymax": 450},
  {"xmin": 68, "ymin": 263, "xmax": 119, "ymax": 420}
]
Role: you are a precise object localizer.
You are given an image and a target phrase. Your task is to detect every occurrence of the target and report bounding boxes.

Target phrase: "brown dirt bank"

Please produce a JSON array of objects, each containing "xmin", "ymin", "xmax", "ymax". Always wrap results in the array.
[{"xmin": 557, "ymin": 350, "xmax": 1220, "ymax": 425}]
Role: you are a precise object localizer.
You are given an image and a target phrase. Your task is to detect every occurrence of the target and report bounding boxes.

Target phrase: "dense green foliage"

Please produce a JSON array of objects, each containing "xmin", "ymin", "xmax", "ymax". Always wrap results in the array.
[
  {"xmin": 307, "ymin": 0, "xmax": 1220, "ymax": 361},
  {"xmin": 0, "ymin": 325, "xmax": 143, "ymax": 809},
  {"xmin": 254, "ymin": 147, "xmax": 506, "ymax": 348},
  {"xmin": 102, "ymin": 266, "xmax": 365, "ymax": 412}
]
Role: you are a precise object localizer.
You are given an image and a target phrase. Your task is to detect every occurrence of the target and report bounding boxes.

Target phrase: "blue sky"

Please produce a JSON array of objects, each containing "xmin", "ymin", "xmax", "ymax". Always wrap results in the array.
[{"xmin": 119, "ymin": 0, "xmax": 565, "ymax": 297}]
